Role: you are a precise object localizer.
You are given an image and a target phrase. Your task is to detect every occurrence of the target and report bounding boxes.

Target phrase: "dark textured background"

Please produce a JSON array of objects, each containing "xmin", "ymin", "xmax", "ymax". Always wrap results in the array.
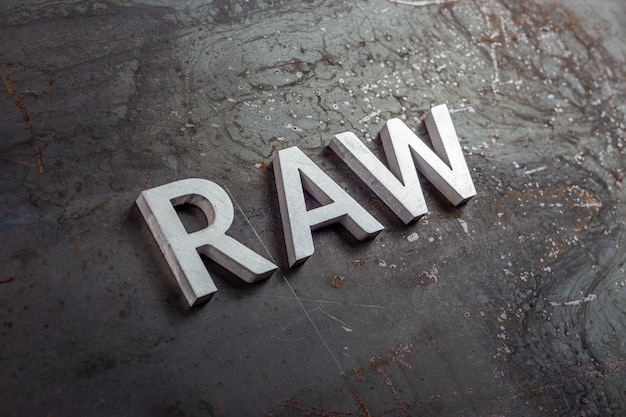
[{"xmin": 1, "ymin": 0, "xmax": 625, "ymax": 415}]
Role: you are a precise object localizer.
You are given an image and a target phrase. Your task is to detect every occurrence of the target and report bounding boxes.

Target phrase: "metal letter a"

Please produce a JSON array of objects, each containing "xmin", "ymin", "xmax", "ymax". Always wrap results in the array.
[{"xmin": 273, "ymin": 147, "xmax": 384, "ymax": 268}]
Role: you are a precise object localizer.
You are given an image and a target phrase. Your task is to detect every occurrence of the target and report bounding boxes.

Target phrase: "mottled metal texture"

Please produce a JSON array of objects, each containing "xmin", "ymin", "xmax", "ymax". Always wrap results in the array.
[{"xmin": 1, "ymin": 0, "xmax": 625, "ymax": 416}]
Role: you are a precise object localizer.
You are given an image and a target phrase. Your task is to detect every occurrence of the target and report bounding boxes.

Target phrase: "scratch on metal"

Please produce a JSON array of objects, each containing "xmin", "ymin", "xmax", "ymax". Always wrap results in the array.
[{"xmin": 225, "ymin": 186, "xmax": 345, "ymax": 375}]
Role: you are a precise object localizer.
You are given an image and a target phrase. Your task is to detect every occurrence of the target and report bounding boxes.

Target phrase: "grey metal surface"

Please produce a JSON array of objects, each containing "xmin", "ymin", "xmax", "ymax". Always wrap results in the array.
[{"xmin": 1, "ymin": 0, "xmax": 625, "ymax": 416}]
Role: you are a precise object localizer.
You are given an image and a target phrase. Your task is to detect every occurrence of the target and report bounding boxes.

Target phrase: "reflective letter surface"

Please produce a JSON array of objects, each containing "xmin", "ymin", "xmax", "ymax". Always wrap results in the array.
[
  {"xmin": 274, "ymin": 147, "xmax": 384, "ymax": 267},
  {"xmin": 329, "ymin": 104, "xmax": 477, "ymax": 224},
  {"xmin": 136, "ymin": 178, "xmax": 277, "ymax": 306}
]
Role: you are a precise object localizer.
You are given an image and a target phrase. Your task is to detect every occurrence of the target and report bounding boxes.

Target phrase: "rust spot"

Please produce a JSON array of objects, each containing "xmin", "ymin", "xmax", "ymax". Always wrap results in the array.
[
  {"xmin": 0, "ymin": 277, "xmax": 15, "ymax": 285},
  {"xmin": 369, "ymin": 197, "xmax": 385, "ymax": 211},
  {"xmin": 330, "ymin": 275, "xmax": 345, "ymax": 289},
  {"xmin": 503, "ymin": 183, "xmax": 602, "ymax": 212},
  {"xmin": 70, "ymin": 196, "xmax": 114, "ymax": 221},
  {"xmin": 565, "ymin": 185, "xmax": 602, "ymax": 210},
  {"xmin": 353, "ymin": 366, "xmax": 367, "ymax": 382},
  {"xmin": 38, "ymin": 185, "xmax": 59, "ymax": 196},
  {"xmin": 417, "ymin": 266, "xmax": 438, "ymax": 287},
  {"xmin": 369, "ymin": 355, "xmax": 390, "ymax": 368},
  {"xmin": 450, "ymin": 206, "xmax": 462, "ymax": 219}
]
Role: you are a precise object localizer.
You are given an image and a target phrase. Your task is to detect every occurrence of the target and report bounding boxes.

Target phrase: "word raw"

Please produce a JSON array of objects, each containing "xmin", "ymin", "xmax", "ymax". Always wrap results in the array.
[{"xmin": 137, "ymin": 104, "xmax": 476, "ymax": 306}]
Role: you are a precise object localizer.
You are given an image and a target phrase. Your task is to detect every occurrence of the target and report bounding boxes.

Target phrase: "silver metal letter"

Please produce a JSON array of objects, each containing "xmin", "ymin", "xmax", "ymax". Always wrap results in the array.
[
  {"xmin": 329, "ymin": 104, "xmax": 476, "ymax": 224},
  {"xmin": 136, "ymin": 178, "xmax": 277, "ymax": 306},
  {"xmin": 273, "ymin": 147, "xmax": 384, "ymax": 268}
]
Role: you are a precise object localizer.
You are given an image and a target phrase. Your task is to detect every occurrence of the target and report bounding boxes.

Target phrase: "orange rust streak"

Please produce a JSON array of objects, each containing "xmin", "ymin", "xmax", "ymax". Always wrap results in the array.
[
  {"xmin": 370, "ymin": 356, "xmax": 410, "ymax": 417},
  {"xmin": 278, "ymin": 399, "xmax": 351, "ymax": 417},
  {"xmin": 342, "ymin": 374, "xmax": 372, "ymax": 417},
  {"xmin": 0, "ymin": 68, "xmax": 44, "ymax": 173}
]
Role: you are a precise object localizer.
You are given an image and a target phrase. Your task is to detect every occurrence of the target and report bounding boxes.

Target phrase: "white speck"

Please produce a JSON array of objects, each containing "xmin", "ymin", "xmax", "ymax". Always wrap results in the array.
[
  {"xmin": 379, "ymin": 260, "xmax": 387, "ymax": 267},
  {"xmin": 549, "ymin": 294, "xmax": 597, "ymax": 307},
  {"xmin": 428, "ymin": 237, "xmax": 435, "ymax": 243},
  {"xmin": 575, "ymin": 152, "xmax": 585, "ymax": 163},
  {"xmin": 449, "ymin": 106, "xmax": 476, "ymax": 114},
  {"xmin": 457, "ymin": 218, "xmax": 469, "ymax": 234},
  {"xmin": 285, "ymin": 123, "xmax": 302, "ymax": 132},
  {"xmin": 407, "ymin": 232, "xmax": 419, "ymax": 242},
  {"xmin": 524, "ymin": 166, "xmax": 547, "ymax": 175}
]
